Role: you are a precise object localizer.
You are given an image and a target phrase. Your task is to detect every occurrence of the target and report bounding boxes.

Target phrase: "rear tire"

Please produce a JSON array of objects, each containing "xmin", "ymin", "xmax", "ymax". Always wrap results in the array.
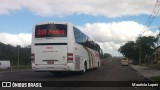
[
  {"xmin": 80, "ymin": 62, "xmax": 87, "ymax": 74},
  {"xmin": 98, "ymin": 61, "xmax": 100, "ymax": 68},
  {"xmin": 95, "ymin": 61, "xmax": 100, "ymax": 69}
]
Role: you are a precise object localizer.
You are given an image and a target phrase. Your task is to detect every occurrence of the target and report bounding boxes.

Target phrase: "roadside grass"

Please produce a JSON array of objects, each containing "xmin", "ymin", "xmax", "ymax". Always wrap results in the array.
[
  {"xmin": 150, "ymin": 63, "xmax": 160, "ymax": 69},
  {"xmin": 11, "ymin": 65, "xmax": 31, "ymax": 71},
  {"xmin": 151, "ymin": 76, "xmax": 160, "ymax": 81},
  {"xmin": 0, "ymin": 65, "xmax": 31, "ymax": 72},
  {"xmin": 141, "ymin": 63, "xmax": 160, "ymax": 70},
  {"xmin": 150, "ymin": 76, "xmax": 160, "ymax": 85}
]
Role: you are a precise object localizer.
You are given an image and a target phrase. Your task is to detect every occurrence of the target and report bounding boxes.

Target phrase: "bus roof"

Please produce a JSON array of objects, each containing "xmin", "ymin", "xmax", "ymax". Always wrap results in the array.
[{"xmin": 35, "ymin": 22, "xmax": 70, "ymax": 26}]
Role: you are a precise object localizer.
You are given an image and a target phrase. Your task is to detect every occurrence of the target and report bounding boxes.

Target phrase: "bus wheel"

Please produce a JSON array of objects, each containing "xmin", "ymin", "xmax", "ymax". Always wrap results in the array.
[
  {"xmin": 98, "ymin": 61, "xmax": 100, "ymax": 68},
  {"xmin": 80, "ymin": 62, "xmax": 87, "ymax": 74}
]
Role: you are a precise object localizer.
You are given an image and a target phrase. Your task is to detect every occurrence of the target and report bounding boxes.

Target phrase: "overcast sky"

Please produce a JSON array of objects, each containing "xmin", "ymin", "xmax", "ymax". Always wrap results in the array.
[{"xmin": 0, "ymin": 0, "xmax": 160, "ymax": 56}]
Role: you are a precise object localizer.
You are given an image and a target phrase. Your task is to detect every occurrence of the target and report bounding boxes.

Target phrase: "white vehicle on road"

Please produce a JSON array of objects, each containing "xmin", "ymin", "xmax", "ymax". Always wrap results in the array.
[
  {"xmin": 31, "ymin": 22, "xmax": 101, "ymax": 73},
  {"xmin": 0, "ymin": 60, "xmax": 11, "ymax": 70},
  {"xmin": 121, "ymin": 57, "xmax": 129, "ymax": 66}
]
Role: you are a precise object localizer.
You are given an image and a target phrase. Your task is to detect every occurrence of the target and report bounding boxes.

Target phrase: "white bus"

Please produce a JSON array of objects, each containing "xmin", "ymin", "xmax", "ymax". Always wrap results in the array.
[{"xmin": 31, "ymin": 22, "xmax": 101, "ymax": 73}]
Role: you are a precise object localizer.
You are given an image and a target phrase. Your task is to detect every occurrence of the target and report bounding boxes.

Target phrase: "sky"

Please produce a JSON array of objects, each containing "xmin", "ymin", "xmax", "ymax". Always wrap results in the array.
[{"xmin": 0, "ymin": 0, "xmax": 160, "ymax": 56}]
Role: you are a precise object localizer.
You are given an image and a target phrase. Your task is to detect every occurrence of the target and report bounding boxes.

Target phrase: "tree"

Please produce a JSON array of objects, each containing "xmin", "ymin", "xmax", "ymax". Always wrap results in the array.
[
  {"xmin": 136, "ymin": 36, "xmax": 158, "ymax": 63},
  {"xmin": 118, "ymin": 36, "xmax": 158, "ymax": 64},
  {"xmin": 103, "ymin": 53, "xmax": 112, "ymax": 59},
  {"xmin": 118, "ymin": 41, "xmax": 139, "ymax": 63}
]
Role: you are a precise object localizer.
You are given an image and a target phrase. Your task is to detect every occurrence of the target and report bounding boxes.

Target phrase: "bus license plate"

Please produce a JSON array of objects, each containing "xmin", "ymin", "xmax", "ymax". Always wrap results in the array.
[{"xmin": 47, "ymin": 61, "xmax": 54, "ymax": 64}]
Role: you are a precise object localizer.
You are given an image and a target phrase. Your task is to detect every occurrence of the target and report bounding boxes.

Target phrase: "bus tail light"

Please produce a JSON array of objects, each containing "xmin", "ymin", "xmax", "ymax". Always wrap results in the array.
[
  {"xmin": 31, "ymin": 54, "xmax": 35, "ymax": 63},
  {"xmin": 67, "ymin": 53, "xmax": 73, "ymax": 63}
]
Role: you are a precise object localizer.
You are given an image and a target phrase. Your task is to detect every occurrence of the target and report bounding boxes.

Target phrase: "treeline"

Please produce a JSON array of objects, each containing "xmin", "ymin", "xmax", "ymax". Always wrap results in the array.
[
  {"xmin": 100, "ymin": 53, "xmax": 112, "ymax": 59},
  {"xmin": 0, "ymin": 42, "xmax": 31, "ymax": 66}
]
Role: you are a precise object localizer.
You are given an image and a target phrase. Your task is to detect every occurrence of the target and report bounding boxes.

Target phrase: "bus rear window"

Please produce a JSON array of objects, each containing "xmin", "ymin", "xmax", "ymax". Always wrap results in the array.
[{"xmin": 35, "ymin": 24, "xmax": 67, "ymax": 38}]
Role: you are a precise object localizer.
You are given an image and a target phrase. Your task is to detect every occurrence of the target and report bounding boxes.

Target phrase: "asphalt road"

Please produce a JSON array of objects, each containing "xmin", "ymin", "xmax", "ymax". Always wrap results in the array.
[{"xmin": 0, "ymin": 58, "xmax": 158, "ymax": 90}]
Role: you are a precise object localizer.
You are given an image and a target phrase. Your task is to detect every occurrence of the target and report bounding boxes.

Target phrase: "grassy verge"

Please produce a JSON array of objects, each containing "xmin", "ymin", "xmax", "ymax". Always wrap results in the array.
[
  {"xmin": 141, "ymin": 63, "xmax": 160, "ymax": 70},
  {"xmin": 11, "ymin": 65, "xmax": 31, "ymax": 71},
  {"xmin": 151, "ymin": 76, "xmax": 160, "ymax": 81},
  {"xmin": 150, "ymin": 76, "xmax": 160, "ymax": 85},
  {"xmin": 0, "ymin": 65, "xmax": 31, "ymax": 71}
]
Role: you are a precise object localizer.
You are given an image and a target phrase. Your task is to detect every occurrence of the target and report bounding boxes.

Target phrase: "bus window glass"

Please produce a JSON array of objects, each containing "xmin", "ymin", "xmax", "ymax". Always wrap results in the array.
[{"xmin": 73, "ymin": 27, "xmax": 100, "ymax": 52}]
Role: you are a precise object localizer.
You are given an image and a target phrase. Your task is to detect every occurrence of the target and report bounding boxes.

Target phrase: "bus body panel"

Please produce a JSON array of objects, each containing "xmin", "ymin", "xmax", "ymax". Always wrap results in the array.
[{"xmin": 73, "ymin": 43, "xmax": 87, "ymax": 70}]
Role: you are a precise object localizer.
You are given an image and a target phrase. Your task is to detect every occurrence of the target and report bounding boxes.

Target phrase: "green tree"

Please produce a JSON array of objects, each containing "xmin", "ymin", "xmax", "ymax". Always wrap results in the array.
[
  {"xmin": 118, "ymin": 41, "xmax": 139, "ymax": 63},
  {"xmin": 118, "ymin": 36, "xmax": 158, "ymax": 64},
  {"xmin": 136, "ymin": 36, "xmax": 158, "ymax": 63}
]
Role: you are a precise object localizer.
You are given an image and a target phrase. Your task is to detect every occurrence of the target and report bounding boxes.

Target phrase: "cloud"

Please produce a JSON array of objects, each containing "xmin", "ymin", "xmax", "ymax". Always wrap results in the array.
[
  {"xmin": 98, "ymin": 42, "xmax": 123, "ymax": 56},
  {"xmin": 79, "ymin": 21, "xmax": 144, "ymax": 42},
  {"xmin": 0, "ymin": 0, "xmax": 156, "ymax": 17},
  {"xmin": 0, "ymin": 33, "xmax": 31, "ymax": 47},
  {"xmin": 79, "ymin": 21, "xmax": 158, "ymax": 56}
]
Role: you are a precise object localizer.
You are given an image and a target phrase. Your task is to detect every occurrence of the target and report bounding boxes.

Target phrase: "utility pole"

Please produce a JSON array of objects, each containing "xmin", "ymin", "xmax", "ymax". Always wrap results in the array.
[
  {"xmin": 157, "ymin": 27, "xmax": 160, "ymax": 63},
  {"xmin": 18, "ymin": 46, "xmax": 20, "ymax": 70},
  {"xmin": 138, "ymin": 34, "xmax": 142, "ymax": 65},
  {"xmin": 157, "ymin": 27, "xmax": 160, "ymax": 46},
  {"xmin": 139, "ymin": 39, "xmax": 141, "ymax": 64}
]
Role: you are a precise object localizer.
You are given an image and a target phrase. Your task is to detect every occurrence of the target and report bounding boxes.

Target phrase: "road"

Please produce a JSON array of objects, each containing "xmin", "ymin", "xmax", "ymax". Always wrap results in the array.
[{"xmin": 0, "ymin": 58, "xmax": 158, "ymax": 90}]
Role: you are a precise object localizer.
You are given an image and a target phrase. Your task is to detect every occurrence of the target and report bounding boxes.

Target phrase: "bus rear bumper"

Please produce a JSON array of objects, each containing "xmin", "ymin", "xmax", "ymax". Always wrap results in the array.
[{"xmin": 32, "ymin": 63, "xmax": 80, "ymax": 72}]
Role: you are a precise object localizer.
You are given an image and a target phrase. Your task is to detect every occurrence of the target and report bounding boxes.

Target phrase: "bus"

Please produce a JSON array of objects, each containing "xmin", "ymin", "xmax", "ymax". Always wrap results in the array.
[{"xmin": 31, "ymin": 22, "xmax": 101, "ymax": 73}]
